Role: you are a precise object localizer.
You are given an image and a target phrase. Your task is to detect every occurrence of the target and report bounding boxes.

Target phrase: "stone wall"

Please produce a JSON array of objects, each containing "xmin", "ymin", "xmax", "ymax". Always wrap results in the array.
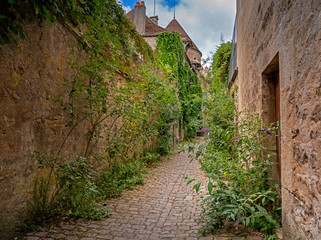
[
  {"xmin": 235, "ymin": 0, "xmax": 321, "ymax": 239},
  {"xmin": 0, "ymin": 21, "xmax": 89, "ymax": 238},
  {"xmin": 186, "ymin": 48, "xmax": 201, "ymax": 65},
  {"xmin": 144, "ymin": 36, "xmax": 157, "ymax": 50}
]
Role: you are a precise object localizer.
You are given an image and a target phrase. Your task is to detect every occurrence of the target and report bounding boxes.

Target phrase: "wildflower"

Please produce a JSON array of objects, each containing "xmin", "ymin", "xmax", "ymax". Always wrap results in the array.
[
  {"xmin": 235, "ymin": 227, "xmax": 239, "ymax": 230},
  {"xmin": 233, "ymin": 137, "xmax": 239, "ymax": 140},
  {"xmin": 200, "ymin": 128, "xmax": 211, "ymax": 132},
  {"xmin": 159, "ymin": 73, "xmax": 164, "ymax": 76},
  {"xmin": 224, "ymin": 172, "xmax": 227, "ymax": 176},
  {"xmin": 262, "ymin": 127, "xmax": 273, "ymax": 135}
]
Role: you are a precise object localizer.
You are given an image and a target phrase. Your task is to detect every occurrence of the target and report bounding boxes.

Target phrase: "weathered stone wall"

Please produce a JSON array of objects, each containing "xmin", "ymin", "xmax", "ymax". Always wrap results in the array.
[
  {"xmin": 0, "ymin": 21, "xmax": 89, "ymax": 238},
  {"xmin": 235, "ymin": 0, "xmax": 321, "ymax": 239},
  {"xmin": 144, "ymin": 36, "xmax": 157, "ymax": 50},
  {"xmin": 186, "ymin": 48, "xmax": 201, "ymax": 65}
]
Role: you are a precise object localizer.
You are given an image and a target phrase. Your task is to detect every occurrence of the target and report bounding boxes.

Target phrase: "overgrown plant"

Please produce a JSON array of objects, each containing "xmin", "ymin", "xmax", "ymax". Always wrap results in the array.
[
  {"xmin": 193, "ymin": 42, "xmax": 281, "ymax": 237},
  {"xmin": 156, "ymin": 32, "xmax": 203, "ymax": 139},
  {"xmin": 18, "ymin": 0, "xmax": 182, "ymax": 227}
]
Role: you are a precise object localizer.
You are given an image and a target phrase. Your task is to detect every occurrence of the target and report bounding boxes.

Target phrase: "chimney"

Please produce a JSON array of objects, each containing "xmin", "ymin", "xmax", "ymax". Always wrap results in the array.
[
  {"xmin": 150, "ymin": 16, "xmax": 159, "ymax": 25},
  {"xmin": 134, "ymin": 1, "xmax": 146, "ymax": 34}
]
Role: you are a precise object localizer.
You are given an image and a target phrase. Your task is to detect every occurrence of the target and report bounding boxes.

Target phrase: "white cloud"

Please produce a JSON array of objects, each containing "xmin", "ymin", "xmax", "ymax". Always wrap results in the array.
[
  {"xmin": 139, "ymin": 0, "xmax": 236, "ymax": 63},
  {"xmin": 119, "ymin": 0, "xmax": 131, "ymax": 13}
]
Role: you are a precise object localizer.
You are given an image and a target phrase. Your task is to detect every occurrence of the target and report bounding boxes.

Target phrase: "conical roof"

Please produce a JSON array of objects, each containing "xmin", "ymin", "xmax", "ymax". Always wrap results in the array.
[
  {"xmin": 165, "ymin": 18, "xmax": 191, "ymax": 42},
  {"xmin": 165, "ymin": 18, "xmax": 201, "ymax": 55}
]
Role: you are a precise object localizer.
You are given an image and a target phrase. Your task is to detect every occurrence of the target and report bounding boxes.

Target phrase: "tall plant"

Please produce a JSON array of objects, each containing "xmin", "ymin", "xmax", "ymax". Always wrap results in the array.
[
  {"xmin": 18, "ymin": 0, "xmax": 181, "ymax": 225},
  {"xmin": 194, "ymin": 42, "xmax": 281, "ymax": 237}
]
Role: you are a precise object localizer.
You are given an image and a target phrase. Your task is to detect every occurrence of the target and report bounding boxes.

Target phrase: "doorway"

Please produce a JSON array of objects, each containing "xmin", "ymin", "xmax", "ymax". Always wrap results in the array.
[{"xmin": 262, "ymin": 53, "xmax": 281, "ymax": 183}]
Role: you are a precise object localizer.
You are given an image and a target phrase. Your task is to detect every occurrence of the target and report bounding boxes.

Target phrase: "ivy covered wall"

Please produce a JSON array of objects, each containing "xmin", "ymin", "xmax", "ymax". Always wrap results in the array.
[
  {"xmin": 0, "ymin": 0, "xmax": 189, "ymax": 238},
  {"xmin": 156, "ymin": 32, "xmax": 203, "ymax": 139}
]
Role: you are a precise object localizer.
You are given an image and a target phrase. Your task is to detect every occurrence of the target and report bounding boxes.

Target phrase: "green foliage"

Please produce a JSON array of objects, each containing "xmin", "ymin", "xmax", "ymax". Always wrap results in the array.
[
  {"xmin": 53, "ymin": 156, "xmax": 109, "ymax": 220},
  {"xmin": 156, "ymin": 32, "xmax": 203, "ymax": 139},
  {"xmin": 196, "ymin": 42, "xmax": 281, "ymax": 236},
  {"xmin": 0, "ymin": 0, "xmax": 153, "ymax": 60},
  {"xmin": 96, "ymin": 160, "xmax": 147, "ymax": 197},
  {"xmin": 141, "ymin": 152, "xmax": 161, "ymax": 168},
  {"xmin": 1, "ymin": 0, "xmax": 83, "ymax": 46},
  {"xmin": 211, "ymin": 41, "xmax": 232, "ymax": 83},
  {"xmin": 27, "ymin": 154, "xmax": 108, "ymax": 225},
  {"xmin": 17, "ymin": 0, "xmax": 181, "ymax": 227}
]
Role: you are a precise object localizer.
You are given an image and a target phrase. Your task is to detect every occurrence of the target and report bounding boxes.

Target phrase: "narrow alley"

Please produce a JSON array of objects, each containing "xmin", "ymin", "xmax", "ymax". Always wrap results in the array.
[{"xmin": 24, "ymin": 141, "xmax": 263, "ymax": 240}]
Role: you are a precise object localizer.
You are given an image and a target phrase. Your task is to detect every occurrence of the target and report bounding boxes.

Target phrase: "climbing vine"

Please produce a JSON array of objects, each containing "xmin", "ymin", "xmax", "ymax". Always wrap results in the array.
[
  {"xmin": 156, "ymin": 32, "xmax": 203, "ymax": 139},
  {"xmin": 9, "ymin": 0, "xmax": 182, "ymax": 227},
  {"xmin": 211, "ymin": 41, "xmax": 232, "ymax": 83}
]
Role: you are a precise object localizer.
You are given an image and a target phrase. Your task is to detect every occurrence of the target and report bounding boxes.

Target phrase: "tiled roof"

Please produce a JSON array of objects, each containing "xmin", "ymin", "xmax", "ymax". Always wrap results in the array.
[
  {"xmin": 145, "ymin": 17, "xmax": 169, "ymax": 35},
  {"xmin": 126, "ymin": 9, "xmax": 168, "ymax": 35},
  {"xmin": 126, "ymin": 9, "xmax": 135, "ymax": 23},
  {"xmin": 166, "ymin": 19, "xmax": 201, "ymax": 55},
  {"xmin": 165, "ymin": 19, "xmax": 191, "ymax": 42},
  {"xmin": 125, "ymin": 10, "xmax": 201, "ymax": 56}
]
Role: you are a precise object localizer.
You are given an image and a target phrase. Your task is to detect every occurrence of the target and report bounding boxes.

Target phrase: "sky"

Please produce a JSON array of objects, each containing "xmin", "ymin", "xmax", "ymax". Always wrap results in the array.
[{"xmin": 120, "ymin": 0, "xmax": 236, "ymax": 65}]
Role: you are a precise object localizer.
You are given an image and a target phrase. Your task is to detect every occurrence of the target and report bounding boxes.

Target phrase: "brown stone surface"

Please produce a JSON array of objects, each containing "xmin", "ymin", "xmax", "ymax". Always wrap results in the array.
[
  {"xmin": 234, "ymin": 0, "xmax": 321, "ymax": 239},
  {"xmin": 20, "ymin": 141, "xmax": 262, "ymax": 240},
  {"xmin": 0, "ymin": 20, "xmax": 88, "ymax": 239},
  {"xmin": 0, "ymin": 17, "xmax": 172, "ymax": 239}
]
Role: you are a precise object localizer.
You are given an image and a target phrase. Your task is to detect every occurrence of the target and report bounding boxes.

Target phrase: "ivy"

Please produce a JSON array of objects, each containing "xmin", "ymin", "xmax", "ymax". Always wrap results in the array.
[
  {"xmin": 156, "ymin": 32, "xmax": 203, "ymax": 139},
  {"xmin": 211, "ymin": 41, "xmax": 232, "ymax": 83}
]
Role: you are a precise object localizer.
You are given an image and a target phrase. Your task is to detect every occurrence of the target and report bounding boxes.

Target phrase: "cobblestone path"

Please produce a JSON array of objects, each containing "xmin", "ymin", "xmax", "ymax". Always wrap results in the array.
[{"xmin": 25, "ymin": 141, "xmax": 263, "ymax": 240}]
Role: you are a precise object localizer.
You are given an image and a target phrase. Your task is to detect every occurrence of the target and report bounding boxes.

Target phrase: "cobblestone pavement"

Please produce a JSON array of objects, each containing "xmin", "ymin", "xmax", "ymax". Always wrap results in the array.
[{"xmin": 24, "ymin": 140, "xmax": 264, "ymax": 240}]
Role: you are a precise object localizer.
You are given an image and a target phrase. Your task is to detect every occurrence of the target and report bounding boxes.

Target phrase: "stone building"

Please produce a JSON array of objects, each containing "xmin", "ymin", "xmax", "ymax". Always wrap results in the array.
[
  {"xmin": 126, "ymin": 1, "xmax": 202, "ymax": 71},
  {"xmin": 229, "ymin": 0, "xmax": 321, "ymax": 239}
]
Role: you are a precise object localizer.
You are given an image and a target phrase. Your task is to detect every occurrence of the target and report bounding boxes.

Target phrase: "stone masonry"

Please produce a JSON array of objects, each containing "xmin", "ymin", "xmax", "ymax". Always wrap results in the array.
[{"xmin": 230, "ymin": 0, "xmax": 321, "ymax": 239}]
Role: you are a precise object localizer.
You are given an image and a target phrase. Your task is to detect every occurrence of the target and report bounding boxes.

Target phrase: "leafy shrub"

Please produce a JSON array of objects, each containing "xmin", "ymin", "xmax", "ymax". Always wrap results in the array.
[
  {"xmin": 199, "ymin": 113, "xmax": 281, "ymax": 234},
  {"xmin": 196, "ymin": 41, "xmax": 281, "ymax": 236},
  {"xmin": 27, "ymin": 154, "xmax": 109, "ymax": 225},
  {"xmin": 141, "ymin": 152, "xmax": 161, "ymax": 168},
  {"xmin": 96, "ymin": 160, "xmax": 147, "ymax": 197},
  {"xmin": 54, "ymin": 156, "xmax": 109, "ymax": 220}
]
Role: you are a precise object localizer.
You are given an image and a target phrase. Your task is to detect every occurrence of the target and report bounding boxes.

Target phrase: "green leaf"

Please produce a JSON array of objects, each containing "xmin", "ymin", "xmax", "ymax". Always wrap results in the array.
[
  {"xmin": 242, "ymin": 217, "xmax": 249, "ymax": 226},
  {"xmin": 188, "ymin": 145, "xmax": 194, "ymax": 153},
  {"xmin": 193, "ymin": 182, "xmax": 201, "ymax": 193},
  {"xmin": 208, "ymin": 181, "xmax": 213, "ymax": 194},
  {"xmin": 195, "ymin": 149, "xmax": 202, "ymax": 159},
  {"xmin": 187, "ymin": 178, "xmax": 195, "ymax": 185}
]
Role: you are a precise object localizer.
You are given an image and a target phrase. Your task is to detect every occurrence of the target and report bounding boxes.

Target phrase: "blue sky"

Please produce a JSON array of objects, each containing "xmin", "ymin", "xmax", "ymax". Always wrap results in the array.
[
  {"xmin": 122, "ymin": 0, "xmax": 179, "ymax": 8},
  {"xmin": 120, "ymin": 0, "xmax": 236, "ymax": 64}
]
